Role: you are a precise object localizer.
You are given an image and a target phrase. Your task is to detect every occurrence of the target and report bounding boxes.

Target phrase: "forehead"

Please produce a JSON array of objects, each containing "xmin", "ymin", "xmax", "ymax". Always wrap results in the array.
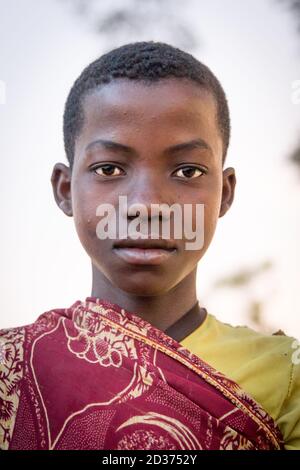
[{"xmin": 76, "ymin": 78, "xmax": 222, "ymax": 158}]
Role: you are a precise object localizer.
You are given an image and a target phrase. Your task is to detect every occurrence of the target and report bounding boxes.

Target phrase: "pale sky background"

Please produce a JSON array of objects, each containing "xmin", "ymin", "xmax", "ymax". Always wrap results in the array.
[{"xmin": 0, "ymin": 0, "xmax": 299, "ymax": 337}]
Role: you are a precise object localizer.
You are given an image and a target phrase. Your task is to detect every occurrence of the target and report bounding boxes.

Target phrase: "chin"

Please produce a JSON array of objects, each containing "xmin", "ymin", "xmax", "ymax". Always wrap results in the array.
[{"xmin": 111, "ymin": 274, "xmax": 175, "ymax": 297}]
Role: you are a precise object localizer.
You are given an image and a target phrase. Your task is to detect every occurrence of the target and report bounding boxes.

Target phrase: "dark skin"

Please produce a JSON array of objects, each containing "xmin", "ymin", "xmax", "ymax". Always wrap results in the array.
[{"xmin": 51, "ymin": 77, "xmax": 236, "ymax": 334}]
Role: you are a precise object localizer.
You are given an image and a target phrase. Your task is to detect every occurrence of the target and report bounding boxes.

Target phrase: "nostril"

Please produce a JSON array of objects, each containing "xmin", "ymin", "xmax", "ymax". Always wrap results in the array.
[{"xmin": 127, "ymin": 211, "xmax": 140, "ymax": 220}]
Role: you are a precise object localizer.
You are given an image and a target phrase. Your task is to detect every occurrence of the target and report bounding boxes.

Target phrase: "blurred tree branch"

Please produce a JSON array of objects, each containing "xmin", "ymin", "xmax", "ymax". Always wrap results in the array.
[
  {"xmin": 290, "ymin": 141, "xmax": 300, "ymax": 166},
  {"xmin": 279, "ymin": 0, "xmax": 300, "ymax": 32},
  {"xmin": 214, "ymin": 260, "xmax": 275, "ymax": 331},
  {"xmin": 60, "ymin": 0, "xmax": 198, "ymax": 51},
  {"xmin": 214, "ymin": 260, "xmax": 273, "ymax": 288},
  {"xmin": 277, "ymin": 0, "xmax": 300, "ymax": 169}
]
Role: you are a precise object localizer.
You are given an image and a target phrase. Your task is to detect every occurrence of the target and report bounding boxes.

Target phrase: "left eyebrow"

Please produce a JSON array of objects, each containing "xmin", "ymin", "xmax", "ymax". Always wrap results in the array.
[{"xmin": 164, "ymin": 138, "xmax": 212, "ymax": 155}]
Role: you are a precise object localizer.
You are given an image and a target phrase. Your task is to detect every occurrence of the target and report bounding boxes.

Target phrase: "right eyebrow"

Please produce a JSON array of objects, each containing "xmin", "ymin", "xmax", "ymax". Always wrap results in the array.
[{"xmin": 85, "ymin": 139, "xmax": 137, "ymax": 156}]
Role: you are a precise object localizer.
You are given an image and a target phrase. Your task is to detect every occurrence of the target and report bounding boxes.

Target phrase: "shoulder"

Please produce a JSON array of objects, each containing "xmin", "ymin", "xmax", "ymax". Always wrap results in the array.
[
  {"xmin": 0, "ymin": 304, "xmax": 73, "ymax": 364},
  {"xmin": 208, "ymin": 314, "xmax": 300, "ymax": 449},
  {"xmin": 0, "ymin": 325, "xmax": 28, "ymax": 449},
  {"xmin": 206, "ymin": 313, "xmax": 298, "ymax": 396},
  {"xmin": 0, "ymin": 307, "xmax": 70, "ymax": 449},
  {"xmin": 183, "ymin": 312, "xmax": 300, "ymax": 449},
  {"xmin": 207, "ymin": 313, "xmax": 297, "ymax": 356}
]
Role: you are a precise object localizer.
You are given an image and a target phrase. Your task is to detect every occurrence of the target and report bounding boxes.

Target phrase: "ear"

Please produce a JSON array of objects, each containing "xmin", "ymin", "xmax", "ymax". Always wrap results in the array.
[
  {"xmin": 51, "ymin": 163, "xmax": 73, "ymax": 217},
  {"xmin": 219, "ymin": 167, "xmax": 236, "ymax": 218}
]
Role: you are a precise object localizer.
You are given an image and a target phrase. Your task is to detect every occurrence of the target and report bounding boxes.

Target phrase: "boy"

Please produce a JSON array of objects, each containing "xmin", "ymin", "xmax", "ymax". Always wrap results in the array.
[{"xmin": 0, "ymin": 41, "xmax": 299, "ymax": 450}]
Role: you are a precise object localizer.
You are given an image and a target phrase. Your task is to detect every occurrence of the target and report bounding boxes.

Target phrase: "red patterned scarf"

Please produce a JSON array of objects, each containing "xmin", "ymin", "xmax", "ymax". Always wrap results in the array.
[{"xmin": 0, "ymin": 297, "xmax": 284, "ymax": 450}]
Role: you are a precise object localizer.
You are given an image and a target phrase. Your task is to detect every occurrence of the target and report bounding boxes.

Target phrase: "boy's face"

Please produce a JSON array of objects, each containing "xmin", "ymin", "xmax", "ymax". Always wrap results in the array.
[{"xmin": 52, "ymin": 78, "xmax": 236, "ymax": 296}]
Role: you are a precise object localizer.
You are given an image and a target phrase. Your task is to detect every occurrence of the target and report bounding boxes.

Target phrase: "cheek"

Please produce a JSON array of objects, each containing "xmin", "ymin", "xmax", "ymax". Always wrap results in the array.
[
  {"xmin": 202, "ymin": 210, "xmax": 218, "ymax": 254},
  {"xmin": 72, "ymin": 190, "xmax": 100, "ymax": 248},
  {"xmin": 205, "ymin": 195, "xmax": 221, "ymax": 225},
  {"xmin": 195, "ymin": 185, "xmax": 222, "ymax": 248}
]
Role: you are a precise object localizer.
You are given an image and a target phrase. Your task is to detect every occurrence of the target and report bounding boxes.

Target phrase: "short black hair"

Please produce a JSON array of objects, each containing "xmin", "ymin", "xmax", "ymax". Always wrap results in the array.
[{"xmin": 63, "ymin": 41, "xmax": 230, "ymax": 168}]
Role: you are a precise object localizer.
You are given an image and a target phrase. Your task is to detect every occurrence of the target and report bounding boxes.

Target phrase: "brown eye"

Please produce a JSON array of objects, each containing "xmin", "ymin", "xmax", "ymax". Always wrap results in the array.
[
  {"xmin": 94, "ymin": 164, "xmax": 124, "ymax": 177},
  {"xmin": 174, "ymin": 166, "xmax": 205, "ymax": 179}
]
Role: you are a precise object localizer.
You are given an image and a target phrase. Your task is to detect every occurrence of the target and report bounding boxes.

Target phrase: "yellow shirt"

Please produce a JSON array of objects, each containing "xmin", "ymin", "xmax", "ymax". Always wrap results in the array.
[{"xmin": 180, "ymin": 313, "xmax": 300, "ymax": 450}]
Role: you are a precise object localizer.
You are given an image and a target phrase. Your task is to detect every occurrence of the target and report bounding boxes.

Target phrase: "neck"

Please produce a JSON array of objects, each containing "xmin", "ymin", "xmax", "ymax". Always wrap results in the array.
[{"xmin": 91, "ymin": 265, "xmax": 200, "ymax": 332}]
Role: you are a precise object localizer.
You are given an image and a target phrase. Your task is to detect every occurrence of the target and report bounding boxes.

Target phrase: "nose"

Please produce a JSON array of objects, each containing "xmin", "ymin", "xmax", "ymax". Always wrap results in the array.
[{"xmin": 126, "ymin": 170, "xmax": 171, "ymax": 222}]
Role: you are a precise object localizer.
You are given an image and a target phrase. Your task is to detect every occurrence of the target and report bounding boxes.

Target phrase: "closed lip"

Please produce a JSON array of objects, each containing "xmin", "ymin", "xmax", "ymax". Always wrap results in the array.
[{"xmin": 113, "ymin": 238, "xmax": 177, "ymax": 251}]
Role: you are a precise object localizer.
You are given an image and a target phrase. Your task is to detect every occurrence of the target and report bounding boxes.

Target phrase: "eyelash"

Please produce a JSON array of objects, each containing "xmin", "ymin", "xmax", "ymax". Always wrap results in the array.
[
  {"xmin": 173, "ymin": 166, "xmax": 206, "ymax": 179},
  {"xmin": 91, "ymin": 164, "xmax": 207, "ymax": 179},
  {"xmin": 92, "ymin": 164, "xmax": 125, "ymax": 177}
]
